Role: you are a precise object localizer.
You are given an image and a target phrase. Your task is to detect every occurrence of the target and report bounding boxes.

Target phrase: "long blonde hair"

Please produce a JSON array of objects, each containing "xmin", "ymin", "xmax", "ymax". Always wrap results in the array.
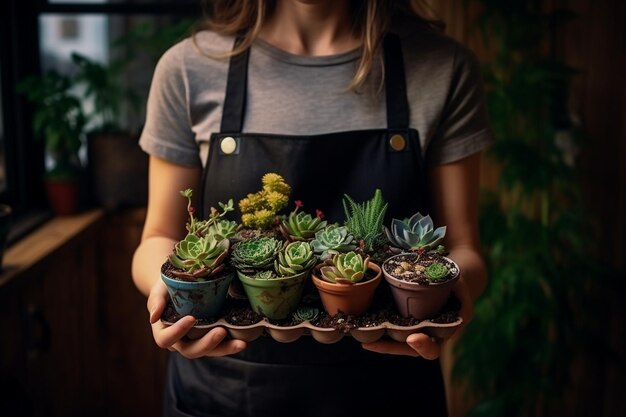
[{"xmin": 195, "ymin": 0, "xmax": 443, "ymax": 91}]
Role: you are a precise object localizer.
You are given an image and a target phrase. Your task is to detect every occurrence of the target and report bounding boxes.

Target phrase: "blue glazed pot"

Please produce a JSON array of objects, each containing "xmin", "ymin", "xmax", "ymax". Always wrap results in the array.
[{"xmin": 161, "ymin": 269, "xmax": 235, "ymax": 320}]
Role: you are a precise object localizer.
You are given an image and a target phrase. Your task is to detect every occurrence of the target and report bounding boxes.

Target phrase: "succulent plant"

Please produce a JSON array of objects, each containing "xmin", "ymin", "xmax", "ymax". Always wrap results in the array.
[
  {"xmin": 342, "ymin": 189, "xmax": 388, "ymax": 253},
  {"xmin": 207, "ymin": 219, "xmax": 238, "ymax": 241},
  {"xmin": 424, "ymin": 262, "xmax": 450, "ymax": 281},
  {"xmin": 384, "ymin": 212, "xmax": 447, "ymax": 251},
  {"xmin": 279, "ymin": 202, "xmax": 327, "ymax": 241},
  {"xmin": 292, "ymin": 307, "xmax": 320, "ymax": 323},
  {"xmin": 275, "ymin": 241, "xmax": 317, "ymax": 276},
  {"xmin": 238, "ymin": 173, "xmax": 291, "ymax": 230},
  {"xmin": 231, "ymin": 237, "xmax": 282, "ymax": 271},
  {"xmin": 254, "ymin": 270, "xmax": 279, "ymax": 280},
  {"xmin": 310, "ymin": 224, "xmax": 357, "ymax": 260},
  {"xmin": 319, "ymin": 251, "xmax": 370, "ymax": 285},
  {"xmin": 168, "ymin": 234, "xmax": 230, "ymax": 281},
  {"xmin": 178, "ymin": 188, "xmax": 235, "ymax": 237}
]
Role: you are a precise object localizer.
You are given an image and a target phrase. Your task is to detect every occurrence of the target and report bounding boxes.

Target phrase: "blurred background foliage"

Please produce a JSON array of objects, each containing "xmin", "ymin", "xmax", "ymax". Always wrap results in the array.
[{"xmin": 452, "ymin": 1, "xmax": 623, "ymax": 416}]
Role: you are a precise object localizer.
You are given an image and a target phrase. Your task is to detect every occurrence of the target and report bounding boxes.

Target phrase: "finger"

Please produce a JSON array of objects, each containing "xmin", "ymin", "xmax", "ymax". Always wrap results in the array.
[
  {"xmin": 147, "ymin": 281, "xmax": 169, "ymax": 324},
  {"xmin": 406, "ymin": 333, "xmax": 440, "ymax": 360},
  {"xmin": 173, "ymin": 328, "xmax": 247, "ymax": 359},
  {"xmin": 152, "ymin": 315, "xmax": 197, "ymax": 349},
  {"xmin": 361, "ymin": 340, "xmax": 420, "ymax": 357}
]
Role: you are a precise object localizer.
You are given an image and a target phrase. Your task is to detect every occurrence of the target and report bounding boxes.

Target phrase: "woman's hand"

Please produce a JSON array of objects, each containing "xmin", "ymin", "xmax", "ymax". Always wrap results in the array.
[
  {"xmin": 147, "ymin": 280, "xmax": 247, "ymax": 359},
  {"xmin": 361, "ymin": 275, "xmax": 473, "ymax": 358}
]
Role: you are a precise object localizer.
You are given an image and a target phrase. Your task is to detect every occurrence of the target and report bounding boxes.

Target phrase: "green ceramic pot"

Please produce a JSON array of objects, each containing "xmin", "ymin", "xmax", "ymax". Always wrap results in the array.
[{"xmin": 237, "ymin": 270, "xmax": 309, "ymax": 320}]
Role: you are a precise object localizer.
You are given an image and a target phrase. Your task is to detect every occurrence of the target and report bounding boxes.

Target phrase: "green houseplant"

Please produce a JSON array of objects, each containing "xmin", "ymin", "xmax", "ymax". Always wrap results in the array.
[
  {"xmin": 382, "ymin": 212, "xmax": 460, "ymax": 319},
  {"xmin": 17, "ymin": 70, "xmax": 86, "ymax": 215},
  {"xmin": 450, "ymin": 2, "xmax": 614, "ymax": 416},
  {"xmin": 311, "ymin": 250, "xmax": 382, "ymax": 316},
  {"xmin": 161, "ymin": 189, "xmax": 236, "ymax": 319},
  {"xmin": 232, "ymin": 173, "xmax": 318, "ymax": 320}
]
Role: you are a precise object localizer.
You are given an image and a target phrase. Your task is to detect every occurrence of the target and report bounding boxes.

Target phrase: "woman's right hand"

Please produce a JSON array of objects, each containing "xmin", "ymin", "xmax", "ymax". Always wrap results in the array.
[{"xmin": 147, "ymin": 280, "xmax": 247, "ymax": 358}]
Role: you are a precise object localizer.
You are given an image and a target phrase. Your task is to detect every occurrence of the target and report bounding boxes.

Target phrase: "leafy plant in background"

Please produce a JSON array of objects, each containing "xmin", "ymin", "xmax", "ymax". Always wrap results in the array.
[
  {"xmin": 453, "ymin": 2, "xmax": 614, "ymax": 416},
  {"xmin": 16, "ymin": 71, "xmax": 86, "ymax": 180}
]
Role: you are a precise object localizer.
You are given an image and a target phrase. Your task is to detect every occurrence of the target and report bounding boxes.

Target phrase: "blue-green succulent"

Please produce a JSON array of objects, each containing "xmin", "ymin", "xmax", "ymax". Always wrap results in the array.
[
  {"xmin": 310, "ymin": 224, "xmax": 357, "ymax": 260},
  {"xmin": 384, "ymin": 212, "xmax": 446, "ymax": 251}
]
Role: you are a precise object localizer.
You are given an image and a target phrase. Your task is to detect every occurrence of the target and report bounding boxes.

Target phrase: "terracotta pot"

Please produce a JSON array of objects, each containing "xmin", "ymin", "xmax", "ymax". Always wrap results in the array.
[
  {"xmin": 311, "ymin": 262, "xmax": 382, "ymax": 316},
  {"xmin": 238, "ymin": 270, "xmax": 309, "ymax": 320},
  {"xmin": 382, "ymin": 253, "xmax": 460, "ymax": 320},
  {"xmin": 161, "ymin": 269, "xmax": 234, "ymax": 320},
  {"xmin": 45, "ymin": 178, "xmax": 80, "ymax": 215}
]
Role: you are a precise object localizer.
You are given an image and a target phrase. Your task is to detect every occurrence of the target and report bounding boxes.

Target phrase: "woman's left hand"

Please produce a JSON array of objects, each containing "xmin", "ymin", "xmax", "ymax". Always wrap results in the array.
[{"xmin": 361, "ymin": 275, "xmax": 473, "ymax": 358}]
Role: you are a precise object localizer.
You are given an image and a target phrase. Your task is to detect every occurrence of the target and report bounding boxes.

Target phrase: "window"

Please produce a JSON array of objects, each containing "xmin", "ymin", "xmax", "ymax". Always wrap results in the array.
[{"xmin": 1, "ymin": 0, "xmax": 198, "ymax": 240}]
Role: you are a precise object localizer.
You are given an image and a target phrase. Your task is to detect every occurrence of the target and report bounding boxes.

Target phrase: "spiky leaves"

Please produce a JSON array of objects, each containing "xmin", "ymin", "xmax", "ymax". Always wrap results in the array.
[
  {"xmin": 231, "ymin": 237, "xmax": 282, "ymax": 271},
  {"xmin": 342, "ymin": 189, "xmax": 388, "ymax": 253},
  {"xmin": 168, "ymin": 234, "xmax": 230, "ymax": 281},
  {"xmin": 319, "ymin": 251, "xmax": 370, "ymax": 285},
  {"xmin": 310, "ymin": 224, "xmax": 357, "ymax": 260},
  {"xmin": 384, "ymin": 212, "xmax": 447, "ymax": 251},
  {"xmin": 275, "ymin": 241, "xmax": 317, "ymax": 276}
]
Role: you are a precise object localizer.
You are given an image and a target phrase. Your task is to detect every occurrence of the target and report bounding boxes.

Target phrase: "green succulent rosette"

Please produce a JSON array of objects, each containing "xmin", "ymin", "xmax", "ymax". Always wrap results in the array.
[
  {"xmin": 275, "ymin": 241, "xmax": 317, "ymax": 276},
  {"xmin": 319, "ymin": 251, "xmax": 370, "ymax": 285},
  {"xmin": 231, "ymin": 237, "xmax": 282, "ymax": 271},
  {"xmin": 310, "ymin": 224, "xmax": 357, "ymax": 260},
  {"xmin": 168, "ymin": 233, "xmax": 230, "ymax": 280},
  {"xmin": 384, "ymin": 212, "xmax": 446, "ymax": 251}
]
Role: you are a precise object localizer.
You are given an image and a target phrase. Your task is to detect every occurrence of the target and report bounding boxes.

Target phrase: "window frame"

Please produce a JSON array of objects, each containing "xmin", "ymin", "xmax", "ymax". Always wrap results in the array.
[{"xmin": 0, "ymin": 0, "xmax": 199, "ymax": 242}]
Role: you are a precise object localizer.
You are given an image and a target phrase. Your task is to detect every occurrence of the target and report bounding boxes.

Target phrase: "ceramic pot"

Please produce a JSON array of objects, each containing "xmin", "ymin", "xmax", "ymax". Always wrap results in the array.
[
  {"xmin": 382, "ymin": 253, "xmax": 460, "ymax": 320},
  {"xmin": 161, "ymin": 269, "xmax": 234, "ymax": 320},
  {"xmin": 237, "ymin": 270, "xmax": 309, "ymax": 320},
  {"xmin": 311, "ymin": 262, "xmax": 382, "ymax": 316}
]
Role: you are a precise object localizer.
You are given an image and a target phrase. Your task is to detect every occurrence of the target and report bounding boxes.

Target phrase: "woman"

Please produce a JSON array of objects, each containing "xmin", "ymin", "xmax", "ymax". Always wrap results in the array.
[{"xmin": 132, "ymin": 1, "xmax": 492, "ymax": 416}]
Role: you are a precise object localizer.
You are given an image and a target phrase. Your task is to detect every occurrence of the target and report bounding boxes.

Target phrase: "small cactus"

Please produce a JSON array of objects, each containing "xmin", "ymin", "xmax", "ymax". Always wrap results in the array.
[
  {"xmin": 231, "ymin": 237, "xmax": 282, "ymax": 271},
  {"xmin": 275, "ymin": 241, "xmax": 317, "ymax": 276},
  {"xmin": 319, "ymin": 251, "xmax": 370, "ymax": 285},
  {"xmin": 384, "ymin": 212, "xmax": 446, "ymax": 251},
  {"xmin": 310, "ymin": 224, "xmax": 357, "ymax": 260}
]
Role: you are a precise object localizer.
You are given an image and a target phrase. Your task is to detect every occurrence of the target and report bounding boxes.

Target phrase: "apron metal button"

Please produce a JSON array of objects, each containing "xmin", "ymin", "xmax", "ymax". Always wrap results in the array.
[
  {"xmin": 220, "ymin": 136, "xmax": 237, "ymax": 154},
  {"xmin": 389, "ymin": 134, "xmax": 406, "ymax": 151}
]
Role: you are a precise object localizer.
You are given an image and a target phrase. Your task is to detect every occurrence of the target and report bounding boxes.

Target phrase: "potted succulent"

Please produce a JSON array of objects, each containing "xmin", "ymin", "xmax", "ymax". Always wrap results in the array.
[
  {"xmin": 382, "ymin": 212, "xmax": 460, "ymax": 320},
  {"xmin": 232, "ymin": 238, "xmax": 316, "ymax": 320},
  {"xmin": 230, "ymin": 173, "xmax": 318, "ymax": 320},
  {"xmin": 16, "ymin": 70, "xmax": 86, "ymax": 215},
  {"xmin": 311, "ymin": 251, "xmax": 382, "ymax": 316},
  {"xmin": 161, "ymin": 189, "xmax": 237, "ymax": 319}
]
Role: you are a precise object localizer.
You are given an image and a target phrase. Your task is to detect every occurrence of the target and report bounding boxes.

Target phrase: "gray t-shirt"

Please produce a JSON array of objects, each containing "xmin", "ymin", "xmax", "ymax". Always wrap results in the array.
[{"xmin": 140, "ymin": 18, "xmax": 494, "ymax": 167}]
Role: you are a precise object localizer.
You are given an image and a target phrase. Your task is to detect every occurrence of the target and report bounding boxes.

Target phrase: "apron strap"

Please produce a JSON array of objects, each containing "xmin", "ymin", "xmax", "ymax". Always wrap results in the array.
[
  {"xmin": 220, "ymin": 32, "xmax": 411, "ymax": 133},
  {"xmin": 383, "ymin": 33, "xmax": 410, "ymax": 130},
  {"xmin": 220, "ymin": 36, "xmax": 248, "ymax": 133}
]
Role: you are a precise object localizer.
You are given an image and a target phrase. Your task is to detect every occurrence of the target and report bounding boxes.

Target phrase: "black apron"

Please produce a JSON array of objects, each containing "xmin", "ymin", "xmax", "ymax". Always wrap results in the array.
[{"xmin": 164, "ymin": 34, "xmax": 447, "ymax": 417}]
